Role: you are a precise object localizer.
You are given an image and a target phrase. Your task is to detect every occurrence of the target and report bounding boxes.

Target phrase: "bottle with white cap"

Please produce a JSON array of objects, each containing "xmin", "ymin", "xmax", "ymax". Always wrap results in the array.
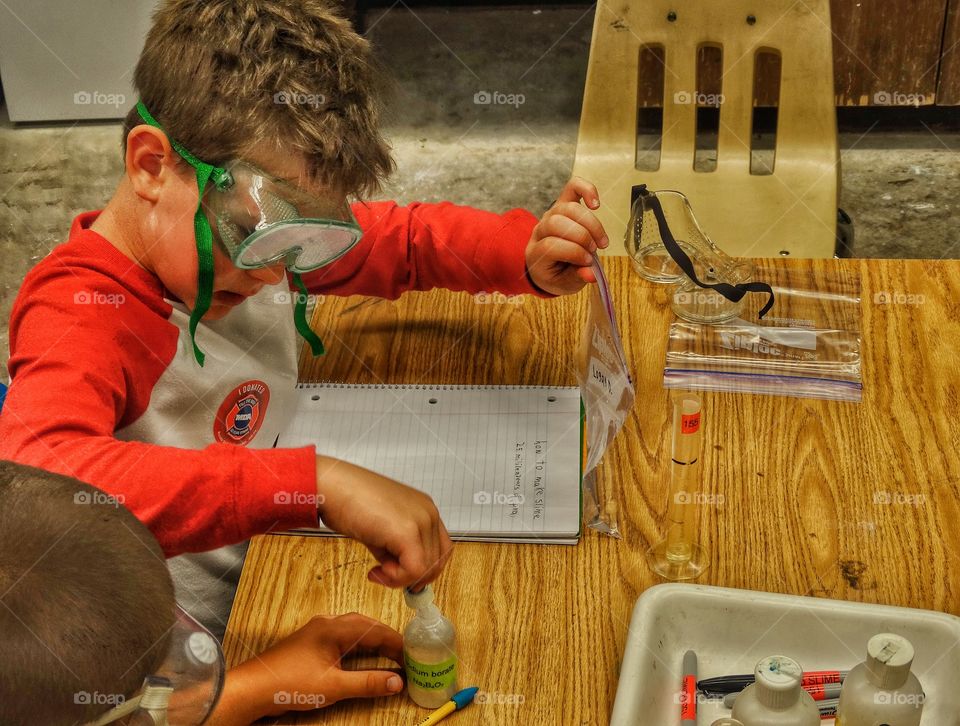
[
  {"xmin": 402, "ymin": 585, "xmax": 458, "ymax": 708},
  {"xmin": 835, "ymin": 633, "xmax": 925, "ymax": 726},
  {"xmin": 730, "ymin": 655, "xmax": 820, "ymax": 726}
]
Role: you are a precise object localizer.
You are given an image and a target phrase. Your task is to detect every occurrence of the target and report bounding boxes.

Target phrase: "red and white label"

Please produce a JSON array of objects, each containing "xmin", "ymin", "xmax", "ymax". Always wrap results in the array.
[
  {"xmin": 213, "ymin": 380, "xmax": 270, "ymax": 445},
  {"xmin": 681, "ymin": 412, "xmax": 700, "ymax": 434},
  {"xmin": 680, "ymin": 674, "xmax": 696, "ymax": 719}
]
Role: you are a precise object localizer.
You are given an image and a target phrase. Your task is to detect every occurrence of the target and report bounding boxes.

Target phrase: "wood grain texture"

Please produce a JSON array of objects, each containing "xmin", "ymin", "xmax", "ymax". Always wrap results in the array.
[
  {"xmin": 224, "ymin": 257, "xmax": 960, "ymax": 724},
  {"xmin": 938, "ymin": 0, "xmax": 960, "ymax": 104},
  {"xmin": 830, "ymin": 0, "xmax": 950, "ymax": 106}
]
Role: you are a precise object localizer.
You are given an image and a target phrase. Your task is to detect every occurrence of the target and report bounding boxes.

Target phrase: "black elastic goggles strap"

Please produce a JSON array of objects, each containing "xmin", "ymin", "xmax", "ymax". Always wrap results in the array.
[{"xmin": 637, "ymin": 185, "xmax": 775, "ymax": 319}]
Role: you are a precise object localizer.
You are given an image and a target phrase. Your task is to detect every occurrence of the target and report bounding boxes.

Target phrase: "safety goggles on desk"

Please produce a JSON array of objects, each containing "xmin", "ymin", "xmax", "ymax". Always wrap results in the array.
[
  {"xmin": 136, "ymin": 101, "xmax": 361, "ymax": 365},
  {"xmin": 87, "ymin": 606, "xmax": 225, "ymax": 726}
]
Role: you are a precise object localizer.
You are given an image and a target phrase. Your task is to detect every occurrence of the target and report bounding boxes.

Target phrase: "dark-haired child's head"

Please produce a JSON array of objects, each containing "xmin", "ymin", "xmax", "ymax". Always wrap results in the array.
[{"xmin": 0, "ymin": 461, "xmax": 175, "ymax": 726}]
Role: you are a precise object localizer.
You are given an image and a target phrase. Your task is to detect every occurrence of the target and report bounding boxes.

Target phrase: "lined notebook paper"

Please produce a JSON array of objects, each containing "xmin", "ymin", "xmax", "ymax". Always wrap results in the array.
[{"xmin": 279, "ymin": 384, "xmax": 583, "ymax": 543}]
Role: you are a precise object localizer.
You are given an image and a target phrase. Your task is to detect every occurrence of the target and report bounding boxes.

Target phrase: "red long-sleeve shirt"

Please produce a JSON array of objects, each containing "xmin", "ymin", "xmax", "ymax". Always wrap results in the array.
[{"xmin": 0, "ymin": 201, "xmax": 540, "ymax": 558}]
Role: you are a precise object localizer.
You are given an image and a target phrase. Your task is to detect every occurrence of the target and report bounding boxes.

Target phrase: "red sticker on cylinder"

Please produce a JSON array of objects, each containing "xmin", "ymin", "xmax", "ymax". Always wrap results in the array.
[{"xmin": 681, "ymin": 413, "xmax": 700, "ymax": 434}]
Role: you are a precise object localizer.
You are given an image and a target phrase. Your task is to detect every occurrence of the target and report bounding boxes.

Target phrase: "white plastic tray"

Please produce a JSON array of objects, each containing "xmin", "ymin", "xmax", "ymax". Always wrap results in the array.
[{"xmin": 610, "ymin": 584, "xmax": 960, "ymax": 725}]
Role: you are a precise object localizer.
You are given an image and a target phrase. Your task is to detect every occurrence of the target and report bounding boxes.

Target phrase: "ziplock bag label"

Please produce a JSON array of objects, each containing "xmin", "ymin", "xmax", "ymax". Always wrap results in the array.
[{"xmin": 577, "ymin": 257, "xmax": 636, "ymax": 536}]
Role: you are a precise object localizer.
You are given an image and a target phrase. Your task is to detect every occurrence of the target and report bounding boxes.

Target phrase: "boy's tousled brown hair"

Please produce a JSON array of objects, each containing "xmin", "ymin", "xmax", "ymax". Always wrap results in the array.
[
  {"xmin": 0, "ymin": 461, "xmax": 175, "ymax": 726},
  {"xmin": 123, "ymin": 0, "xmax": 394, "ymax": 195}
]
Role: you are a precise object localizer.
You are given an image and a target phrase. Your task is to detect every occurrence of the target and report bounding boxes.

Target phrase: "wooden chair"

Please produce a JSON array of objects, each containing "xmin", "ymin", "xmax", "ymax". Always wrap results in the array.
[{"xmin": 573, "ymin": 0, "xmax": 840, "ymax": 258}]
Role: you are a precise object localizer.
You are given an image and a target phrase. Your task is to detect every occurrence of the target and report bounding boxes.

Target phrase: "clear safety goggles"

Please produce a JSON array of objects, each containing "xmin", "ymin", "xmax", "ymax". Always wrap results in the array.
[
  {"xmin": 135, "ymin": 100, "xmax": 337, "ymax": 364},
  {"xmin": 87, "ymin": 606, "xmax": 225, "ymax": 726},
  {"xmin": 204, "ymin": 160, "xmax": 363, "ymax": 273}
]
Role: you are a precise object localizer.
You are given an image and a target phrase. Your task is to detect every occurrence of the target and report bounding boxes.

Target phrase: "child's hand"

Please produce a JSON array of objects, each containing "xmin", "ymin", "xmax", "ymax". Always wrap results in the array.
[
  {"xmin": 210, "ymin": 613, "xmax": 405, "ymax": 724},
  {"xmin": 525, "ymin": 176, "xmax": 609, "ymax": 295},
  {"xmin": 315, "ymin": 455, "xmax": 453, "ymax": 589}
]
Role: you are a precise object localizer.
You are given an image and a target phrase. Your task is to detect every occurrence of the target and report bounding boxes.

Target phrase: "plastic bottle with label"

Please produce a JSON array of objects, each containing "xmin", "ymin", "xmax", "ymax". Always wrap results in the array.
[
  {"xmin": 402, "ymin": 585, "xmax": 458, "ymax": 708},
  {"xmin": 835, "ymin": 633, "xmax": 924, "ymax": 726},
  {"xmin": 730, "ymin": 655, "xmax": 820, "ymax": 726}
]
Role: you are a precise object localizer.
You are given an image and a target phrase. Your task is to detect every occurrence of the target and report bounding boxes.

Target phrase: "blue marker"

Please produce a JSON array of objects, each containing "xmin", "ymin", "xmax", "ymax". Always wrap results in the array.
[{"xmin": 414, "ymin": 686, "xmax": 479, "ymax": 726}]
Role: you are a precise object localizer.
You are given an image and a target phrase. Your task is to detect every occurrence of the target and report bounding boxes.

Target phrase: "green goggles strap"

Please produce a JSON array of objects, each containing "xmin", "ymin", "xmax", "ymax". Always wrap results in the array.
[
  {"xmin": 292, "ymin": 273, "xmax": 325, "ymax": 356},
  {"xmin": 185, "ymin": 165, "xmax": 215, "ymax": 367},
  {"xmin": 135, "ymin": 101, "xmax": 326, "ymax": 364},
  {"xmin": 136, "ymin": 101, "xmax": 229, "ymax": 366}
]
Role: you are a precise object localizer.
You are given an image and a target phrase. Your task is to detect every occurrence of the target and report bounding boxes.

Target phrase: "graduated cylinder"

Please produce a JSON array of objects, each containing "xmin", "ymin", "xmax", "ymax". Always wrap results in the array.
[{"xmin": 646, "ymin": 391, "xmax": 709, "ymax": 580}]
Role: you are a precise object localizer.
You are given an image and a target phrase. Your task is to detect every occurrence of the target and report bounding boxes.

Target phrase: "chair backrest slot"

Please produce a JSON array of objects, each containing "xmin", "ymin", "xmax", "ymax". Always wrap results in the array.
[
  {"xmin": 636, "ymin": 44, "xmax": 666, "ymax": 172},
  {"xmin": 750, "ymin": 49, "xmax": 782, "ymax": 176},
  {"xmin": 694, "ymin": 44, "xmax": 723, "ymax": 173}
]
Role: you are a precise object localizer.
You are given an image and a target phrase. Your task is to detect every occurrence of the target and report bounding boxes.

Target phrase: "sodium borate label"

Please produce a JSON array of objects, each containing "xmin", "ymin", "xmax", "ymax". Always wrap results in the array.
[{"xmin": 404, "ymin": 652, "xmax": 457, "ymax": 692}]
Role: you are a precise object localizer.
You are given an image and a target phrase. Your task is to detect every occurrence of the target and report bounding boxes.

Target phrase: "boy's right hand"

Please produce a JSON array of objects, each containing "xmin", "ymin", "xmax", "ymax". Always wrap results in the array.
[{"xmin": 315, "ymin": 455, "xmax": 453, "ymax": 588}]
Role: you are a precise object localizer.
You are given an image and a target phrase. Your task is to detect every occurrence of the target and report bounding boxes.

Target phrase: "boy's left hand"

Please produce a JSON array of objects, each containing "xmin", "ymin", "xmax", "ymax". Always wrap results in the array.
[
  {"xmin": 210, "ymin": 613, "xmax": 405, "ymax": 724},
  {"xmin": 525, "ymin": 176, "xmax": 609, "ymax": 296}
]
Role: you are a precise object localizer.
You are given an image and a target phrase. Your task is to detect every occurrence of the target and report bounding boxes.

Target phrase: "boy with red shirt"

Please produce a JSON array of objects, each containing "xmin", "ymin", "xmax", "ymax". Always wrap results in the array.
[{"xmin": 0, "ymin": 0, "xmax": 608, "ymax": 656}]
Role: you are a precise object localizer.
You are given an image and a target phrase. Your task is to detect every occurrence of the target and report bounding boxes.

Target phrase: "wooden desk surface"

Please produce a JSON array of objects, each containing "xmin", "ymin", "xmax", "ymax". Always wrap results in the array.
[{"xmin": 223, "ymin": 257, "xmax": 960, "ymax": 725}]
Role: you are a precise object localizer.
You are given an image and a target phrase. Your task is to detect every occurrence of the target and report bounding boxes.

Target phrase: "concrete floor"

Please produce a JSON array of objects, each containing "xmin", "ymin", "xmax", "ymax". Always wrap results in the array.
[{"xmin": 2, "ymin": 5, "xmax": 960, "ymax": 380}]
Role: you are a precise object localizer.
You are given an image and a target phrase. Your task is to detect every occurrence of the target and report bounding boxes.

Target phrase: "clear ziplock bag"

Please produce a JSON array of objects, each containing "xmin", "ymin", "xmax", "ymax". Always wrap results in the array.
[
  {"xmin": 622, "ymin": 185, "xmax": 862, "ymax": 402},
  {"xmin": 577, "ymin": 257, "xmax": 636, "ymax": 537},
  {"xmin": 664, "ymin": 262, "xmax": 862, "ymax": 402}
]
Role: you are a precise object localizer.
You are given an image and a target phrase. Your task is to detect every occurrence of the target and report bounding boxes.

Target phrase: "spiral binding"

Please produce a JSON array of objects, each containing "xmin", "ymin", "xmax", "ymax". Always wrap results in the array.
[{"xmin": 296, "ymin": 382, "xmax": 573, "ymax": 391}]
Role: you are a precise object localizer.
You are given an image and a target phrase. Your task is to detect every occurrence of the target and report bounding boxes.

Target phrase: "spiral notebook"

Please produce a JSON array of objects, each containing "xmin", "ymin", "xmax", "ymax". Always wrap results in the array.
[{"xmin": 279, "ymin": 384, "xmax": 584, "ymax": 544}]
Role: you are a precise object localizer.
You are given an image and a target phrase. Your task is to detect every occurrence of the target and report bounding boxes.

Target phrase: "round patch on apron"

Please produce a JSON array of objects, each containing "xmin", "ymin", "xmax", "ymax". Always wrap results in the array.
[{"xmin": 213, "ymin": 380, "xmax": 270, "ymax": 445}]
